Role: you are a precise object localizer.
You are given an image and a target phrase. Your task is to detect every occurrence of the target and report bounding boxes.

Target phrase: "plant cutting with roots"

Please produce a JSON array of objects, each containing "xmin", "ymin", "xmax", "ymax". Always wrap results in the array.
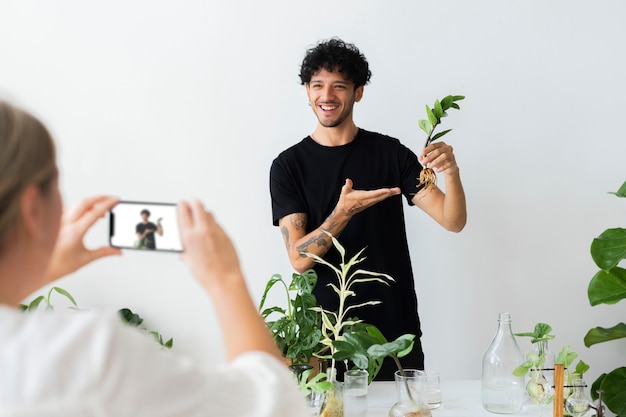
[{"xmin": 417, "ymin": 95, "xmax": 464, "ymax": 190}]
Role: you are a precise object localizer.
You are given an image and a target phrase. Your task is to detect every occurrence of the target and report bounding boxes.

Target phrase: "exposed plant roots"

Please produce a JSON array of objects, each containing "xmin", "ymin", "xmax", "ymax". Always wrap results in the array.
[{"xmin": 418, "ymin": 167, "xmax": 437, "ymax": 190}]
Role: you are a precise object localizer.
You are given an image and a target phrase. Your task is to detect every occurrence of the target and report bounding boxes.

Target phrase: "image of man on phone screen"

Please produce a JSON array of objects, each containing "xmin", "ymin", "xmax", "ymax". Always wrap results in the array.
[{"xmin": 135, "ymin": 209, "xmax": 163, "ymax": 250}]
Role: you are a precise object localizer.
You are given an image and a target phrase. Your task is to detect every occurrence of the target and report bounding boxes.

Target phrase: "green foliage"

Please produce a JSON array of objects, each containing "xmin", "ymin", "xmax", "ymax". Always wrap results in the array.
[
  {"xmin": 118, "ymin": 308, "xmax": 173, "ymax": 349},
  {"xmin": 258, "ymin": 270, "xmax": 323, "ymax": 365},
  {"xmin": 295, "ymin": 368, "xmax": 334, "ymax": 396},
  {"xmin": 302, "ymin": 231, "xmax": 411, "ymax": 382},
  {"xmin": 21, "ymin": 286, "xmax": 78, "ymax": 312},
  {"xmin": 418, "ymin": 95, "xmax": 464, "ymax": 148},
  {"xmin": 514, "ymin": 322, "xmax": 555, "ymax": 344},
  {"xmin": 585, "ymin": 180, "xmax": 626, "ymax": 414}
]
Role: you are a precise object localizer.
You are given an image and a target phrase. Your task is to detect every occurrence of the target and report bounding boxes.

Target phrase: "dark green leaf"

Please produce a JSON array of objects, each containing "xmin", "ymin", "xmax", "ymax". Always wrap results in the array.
[
  {"xmin": 441, "ymin": 96, "xmax": 453, "ymax": 110},
  {"xmin": 590, "ymin": 373, "xmax": 606, "ymax": 401},
  {"xmin": 452, "ymin": 95, "xmax": 465, "ymax": 102},
  {"xmin": 450, "ymin": 103, "xmax": 460, "ymax": 110},
  {"xmin": 584, "ymin": 322, "xmax": 626, "ymax": 347},
  {"xmin": 608, "ymin": 180, "xmax": 626, "ymax": 198},
  {"xmin": 367, "ymin": 344, "xmax": 392, "ymax": 359},
  {"xmin": 431, "ymin": 129, "xmax": 452, "ymax": 142},
  {"xmin": 600, "ymin": 367, "xmax": 626, "ymax": 415},
  {"xmin": 588, "ymin": 267, "xmax": 626, "ymax": 305},
  {"xmin": 260, "ymin": 306, "xmax": 285, "ymax": 318},
  {"xmin": 351, "ymin": 353, "xmax": 369, "ymax": 369},
  {"xmin": 258, "ymin": 274, "xmax": 285, "ymax": 311},
  {"xmin": 591, "ymin": 228, "xmax": 626, "ymax": 270}
]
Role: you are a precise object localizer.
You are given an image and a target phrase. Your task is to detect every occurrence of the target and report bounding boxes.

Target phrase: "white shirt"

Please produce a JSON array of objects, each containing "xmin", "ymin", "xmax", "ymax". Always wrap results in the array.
[{"xmin": 0, "ymin": 306, "xmax": 309, "ymax": 417}]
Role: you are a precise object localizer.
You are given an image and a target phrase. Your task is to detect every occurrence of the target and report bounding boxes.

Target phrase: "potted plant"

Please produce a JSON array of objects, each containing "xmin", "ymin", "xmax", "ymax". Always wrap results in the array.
[
  {"xmin": 584, "ymin": 180, "xmax": 626, "ymax": 416},
  {"xmin": 302, "ymin": 231, "xmax": 426, "ymax": 417},
  {"xmin": 258, "ymin": 269, "xmax": 324, "ymax": 369}
]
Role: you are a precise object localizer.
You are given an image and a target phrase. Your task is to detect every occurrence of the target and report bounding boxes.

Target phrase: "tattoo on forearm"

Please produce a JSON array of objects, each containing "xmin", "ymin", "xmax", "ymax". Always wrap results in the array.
[
  {"xmin": 280, "ymin": 226, "xmax": 290, "ymax": 251},
  {"xmin": 291, "ymin": 213, "xmax": 306, "ymax": 230},
  {"xmin": 296, "ymin": 232, "xmax": 329, "ymax": 257}
]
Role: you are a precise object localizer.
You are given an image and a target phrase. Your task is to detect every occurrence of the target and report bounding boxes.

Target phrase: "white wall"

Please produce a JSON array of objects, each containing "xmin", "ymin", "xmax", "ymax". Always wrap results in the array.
[{"xmin": 2, "ymin": 0, "xmax": 625, "ymax": 386}]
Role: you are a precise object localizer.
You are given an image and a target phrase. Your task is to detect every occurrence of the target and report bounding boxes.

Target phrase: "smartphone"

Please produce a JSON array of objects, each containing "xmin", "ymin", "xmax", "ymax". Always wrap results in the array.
[{"xmin": 109, "ymin": 201, "xmax": 183, "ymax": 252}]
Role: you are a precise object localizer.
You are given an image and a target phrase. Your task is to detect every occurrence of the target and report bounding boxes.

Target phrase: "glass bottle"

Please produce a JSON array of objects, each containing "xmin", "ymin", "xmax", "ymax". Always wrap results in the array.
[
  {"xmin": 389, "ymin": 369, "xmax": 432, "ymax": 417},
  {"xmin": 525, "ymin": 339, "xmax": 555, "ymax": 407},
  {"xmin": 481, "ymin": 312, "xmax": 525, "ymax": 414},
  {"xmin": 564, "ymin": 377, "xmax": 590, "ymax": 417}
]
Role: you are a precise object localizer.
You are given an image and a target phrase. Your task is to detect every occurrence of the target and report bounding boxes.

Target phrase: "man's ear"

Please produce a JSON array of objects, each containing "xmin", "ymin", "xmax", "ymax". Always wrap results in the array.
[
  {"xmin": 19, "ymin": 185, "xmax": 43, "ymax": 239},
  {"xmin": 355, "ymin": 85, "xmax": 364, "ymax": 103}
]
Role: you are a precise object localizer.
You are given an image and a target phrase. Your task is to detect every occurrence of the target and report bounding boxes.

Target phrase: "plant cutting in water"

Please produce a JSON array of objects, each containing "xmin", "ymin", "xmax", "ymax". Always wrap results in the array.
[
  {"xmin": 513, "ymin": 323, "xmax": 589, "ymax": 416},
  {"xmin": 417, "ymin": 95, "xmax": 464, "ymax": 190}
]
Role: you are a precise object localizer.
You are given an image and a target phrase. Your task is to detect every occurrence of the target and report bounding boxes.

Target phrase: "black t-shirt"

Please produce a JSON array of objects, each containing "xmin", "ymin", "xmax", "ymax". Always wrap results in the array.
[
  {"xmin": 270, "ymin": 129, "xmax": 425, "ymax": 377},
  {"xmin": 136, "ymin": 222, "xmax": 157, "ymax": 249}
]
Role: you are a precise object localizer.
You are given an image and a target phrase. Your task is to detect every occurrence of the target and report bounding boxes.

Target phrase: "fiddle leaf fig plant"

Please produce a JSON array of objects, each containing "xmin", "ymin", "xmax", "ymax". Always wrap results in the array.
[{"xmin": 584, "ymin": 180, "xmax": 626, "ymax": 416}]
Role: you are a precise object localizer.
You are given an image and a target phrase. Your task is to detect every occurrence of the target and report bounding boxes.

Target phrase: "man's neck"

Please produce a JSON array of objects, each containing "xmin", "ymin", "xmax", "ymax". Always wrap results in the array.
[{"xmin": 310, "ymin": 122, "xmax": 359, "ymax": 147}]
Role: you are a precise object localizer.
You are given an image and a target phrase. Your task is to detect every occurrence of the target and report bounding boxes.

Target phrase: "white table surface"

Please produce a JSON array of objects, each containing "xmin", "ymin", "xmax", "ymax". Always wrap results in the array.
[{"xmin": 366, "ymin": 379, "xmax": 589, "ymax": 417}]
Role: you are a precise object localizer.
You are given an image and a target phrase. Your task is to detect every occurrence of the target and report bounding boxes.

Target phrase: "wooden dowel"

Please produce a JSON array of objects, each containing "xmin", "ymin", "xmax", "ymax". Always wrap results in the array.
[{"xmin": 553, "ymin": 364, "xmax": 564, "ymax": 417}]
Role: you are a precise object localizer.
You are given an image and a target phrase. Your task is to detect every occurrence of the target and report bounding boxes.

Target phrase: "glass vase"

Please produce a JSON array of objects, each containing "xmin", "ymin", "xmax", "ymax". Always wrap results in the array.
[
  {"xmin": 388, "ymin": 369, "xmax": 432, "ymax": 417},
  {"xmin": 481, "ymin": 312, "xmax": 525, "ymax": 414}
]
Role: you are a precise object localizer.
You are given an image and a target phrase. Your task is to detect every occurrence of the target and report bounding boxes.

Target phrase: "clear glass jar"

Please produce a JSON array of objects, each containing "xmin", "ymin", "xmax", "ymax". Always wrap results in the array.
[
  {"xmin": 389, "ymin": 369, "xmax": 432, "ymax": 417},
  {"xmin": 481, "ymin": 312, "xmax": 525, "ymax": 414},
  {"xmin": 564, "ymin": 376, "xmax": 590, "ymax": 417}
]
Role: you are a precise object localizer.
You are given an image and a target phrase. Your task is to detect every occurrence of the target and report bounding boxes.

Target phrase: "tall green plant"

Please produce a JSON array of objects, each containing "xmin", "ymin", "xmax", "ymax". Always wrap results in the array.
[
  {"xmin": 303, "ymin": 231, "xmax": 396, "ymax": 381},
  {"xmin": 303, "ymin": 231, "xmax": 419, "ymax": 389},
  {"xmin": 585, "ymin": 180, "xmax": 626, "ymax": 416}
]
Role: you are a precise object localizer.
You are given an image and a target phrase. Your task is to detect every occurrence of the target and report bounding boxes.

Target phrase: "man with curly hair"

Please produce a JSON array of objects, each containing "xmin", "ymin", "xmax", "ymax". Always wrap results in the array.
[{"xmin": 270, "ymin": 37, "xmax": 467, "ymax": 379}]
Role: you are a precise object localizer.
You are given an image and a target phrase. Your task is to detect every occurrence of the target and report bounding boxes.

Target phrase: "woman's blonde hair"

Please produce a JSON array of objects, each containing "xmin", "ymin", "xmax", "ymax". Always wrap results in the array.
[{"xmin": 0, "ymin": 101, "xmax": 57, "ymax": 248}]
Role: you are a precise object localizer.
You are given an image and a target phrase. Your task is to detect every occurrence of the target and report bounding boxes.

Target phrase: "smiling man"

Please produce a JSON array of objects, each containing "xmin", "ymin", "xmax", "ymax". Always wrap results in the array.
[{"xmin": 269, "ymin": 37, "xmax": 467, "ymax": 379}]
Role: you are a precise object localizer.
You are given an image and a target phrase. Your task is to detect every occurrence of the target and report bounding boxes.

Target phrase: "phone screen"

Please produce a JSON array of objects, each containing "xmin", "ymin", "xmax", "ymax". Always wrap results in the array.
[{"xmin": 109, "ymin": 201, "xmax": 183, "ymax": 252}]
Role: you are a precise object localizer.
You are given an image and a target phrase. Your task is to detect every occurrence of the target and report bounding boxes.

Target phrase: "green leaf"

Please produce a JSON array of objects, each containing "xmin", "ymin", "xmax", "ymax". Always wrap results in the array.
[
  {"xmin": 590, "ymin": 228, "xmax": 626, "ymax": 270},
  {"xmin": 607, "ymin": 180, "xmax": 626, "ymax": 198},
  {"xmin": 418, "ymin": 119, "xmax": 432, "ymax": 135},
  {"xmin": 600, "ymin": 367, "xmax": 626, "ymax": 416},
  {"xmin": 590, "ymin": 373, "xmax": 606, "ymax": 401},
  {"xmin": 588, "ymin": 267, "xmax": 626, "ymax": 305},
  {"xmin": 555, "ymin": 345, "xmax": 577, "ymax": 367},
  {"xmin": 27, "ymin": 295, "xmax": 45, "ymax": 311},
  {"xmin": 513, "ymin": 365, "xmax": 530, "ymax": 377},
  {"xmin": 118, "ymin": 308, "xmax": 143, "ymax": 326},
  {"xmin": 574, "ymin": 360, "xmax": 589, "ymax": 375},
  {"xmin": 431, "ymin": 129, "xmax": 452, "ymax": 142},
  {"xmin": 434, "ymin": 99, "xmax": 443, "ymax": 119},
  {"xmin": 452, "ymin": 95, "xmax": 465, "ymax": 102},
  {"xmin": 50, "ymin": 287, "xmax": 78, "ymax": 307},
  {"xmin": 440, "ymin": 96, "xmax": 453, "ymax": 110},
  {"xmin": 450, "ymin": 103, "xmax": 460, "ymax": 110},
  {"xmin": 426, "ymin": 105, "xmax": 438, "ymax": 126},
  {"xmin": 584, "ymin": 322, "xmax": 626, "ymax": 347},
  {"xmin": 258, "ymin": 274, "xmax": 285, "ymax": 311},
  {"xmin": 351, "ymin": 353, "xmax": 369, "ymax": 369}
]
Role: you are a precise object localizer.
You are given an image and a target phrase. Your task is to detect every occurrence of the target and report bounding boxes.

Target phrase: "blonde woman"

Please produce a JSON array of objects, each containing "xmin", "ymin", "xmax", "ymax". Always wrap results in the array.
[{"xmin": 0, "ymin": 101, "xmax": 308, "ymax": 417}]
